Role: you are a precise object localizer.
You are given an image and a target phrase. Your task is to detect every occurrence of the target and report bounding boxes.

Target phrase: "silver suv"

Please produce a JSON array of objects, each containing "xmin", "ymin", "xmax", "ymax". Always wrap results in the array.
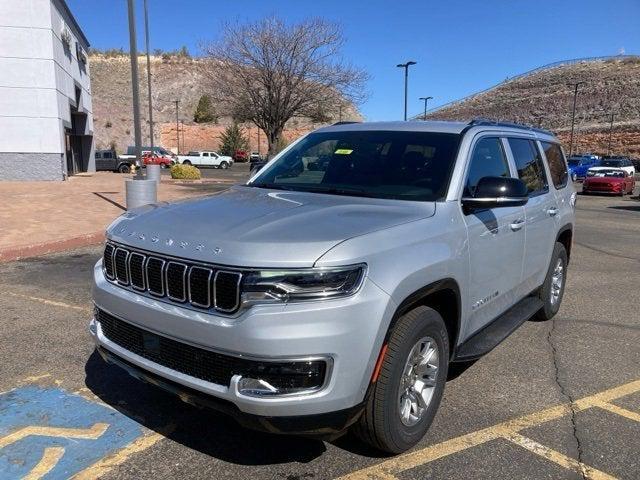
[{"xmin": 91, "ymin": 120, "xmax": 575, "ymax": 453}]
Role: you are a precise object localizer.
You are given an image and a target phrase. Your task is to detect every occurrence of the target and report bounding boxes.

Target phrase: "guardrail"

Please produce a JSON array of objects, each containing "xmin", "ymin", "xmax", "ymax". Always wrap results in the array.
[{"xmin": 414, "ymin": 54, "xmax": 640, "ymax": 119}]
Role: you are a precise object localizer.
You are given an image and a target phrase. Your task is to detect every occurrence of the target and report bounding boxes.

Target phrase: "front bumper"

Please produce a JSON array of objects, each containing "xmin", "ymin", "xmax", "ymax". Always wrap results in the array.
[{"xmin": 91, "ymin": 260, "xmax": 395, "ymax": 418}]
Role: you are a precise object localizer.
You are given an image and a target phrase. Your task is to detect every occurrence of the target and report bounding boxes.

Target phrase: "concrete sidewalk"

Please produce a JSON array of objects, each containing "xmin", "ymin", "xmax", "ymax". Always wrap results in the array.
[{"xmin": 1, "ymin": 172, "xmax": 231, "ymax": 262}]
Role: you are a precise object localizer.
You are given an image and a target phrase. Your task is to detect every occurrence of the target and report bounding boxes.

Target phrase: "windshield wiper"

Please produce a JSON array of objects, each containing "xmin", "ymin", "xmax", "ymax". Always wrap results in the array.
[
  {"xmin": 248, "ymin": 183, "xmax": 296, "ymax": 191},
  {"xmin": 297, "ymin": 186, "xmax": 383, "ymax": 198}
]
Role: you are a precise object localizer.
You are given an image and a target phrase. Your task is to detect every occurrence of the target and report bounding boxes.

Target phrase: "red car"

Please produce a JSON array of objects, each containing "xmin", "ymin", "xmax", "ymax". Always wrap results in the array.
[
  {"xmin": 233, "ymin": 149, "xmax": 249, "ymax": 162},
  {"xmin": 142, "ymin": 152, "xmax": 173, "ymax": 168},
  {"xmin": 582, "ymin": 168, "xmax": 635, "ymax": 195}
]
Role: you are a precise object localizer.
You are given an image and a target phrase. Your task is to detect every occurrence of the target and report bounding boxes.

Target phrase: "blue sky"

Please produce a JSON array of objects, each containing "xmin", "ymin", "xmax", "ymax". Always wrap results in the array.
[{"xmin": 68, "ymin": 0, "xmax": 639, "ymax": 121}]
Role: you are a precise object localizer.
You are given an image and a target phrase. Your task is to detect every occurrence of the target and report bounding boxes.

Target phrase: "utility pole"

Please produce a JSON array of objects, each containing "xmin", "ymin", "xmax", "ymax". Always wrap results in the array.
[
  {"xmin": 143, "ymin": 0, "xmax": 154, "ymax": 152},
  {"xmin": 607, "ymin": 112, "xmax": 616, "ymax": 156},
  {"xmin": 567, "ymin": 81, "xmax": 585, "ymax": 157},
  {"xmin": 338, "ymin": 105, "xmax": 343, "ymax": 122},
  {"xmin": 174, "ymin": 100, "xmax": 180, "ymax": 154},
  {"xmin": 126, "ymin": 0, "xmax": 143, "ymax": 178},
  {"xmin": 397, "ymin": 61, "xmax": 417, "ymax": 121},
  {"xmin": 181, "ymin": 119, "xmax": 185, "ymax": 153},
  {"xmin": 419, "ymin": 96, "xmax": 433, "ymax": 121}
]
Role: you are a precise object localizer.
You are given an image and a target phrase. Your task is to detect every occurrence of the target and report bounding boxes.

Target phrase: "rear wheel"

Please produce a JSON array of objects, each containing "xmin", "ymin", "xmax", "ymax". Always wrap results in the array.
[
  {"xmin": 182, "ymin": 160, "xmax": 191, "ymax": 166},
  {"xmin": 353, "ymin": 306, "xmax": 449, "ymax": 453},
  {"xmin": 534, "ymin": 242, "xmax": 568, "ymax": 321}
]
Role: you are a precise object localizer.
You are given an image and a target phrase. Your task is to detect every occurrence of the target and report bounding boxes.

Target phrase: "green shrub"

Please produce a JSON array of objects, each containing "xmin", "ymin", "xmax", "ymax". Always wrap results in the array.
[{"xmin": 170, "ymin": 164, "xmax": 201, "ymax": 180}]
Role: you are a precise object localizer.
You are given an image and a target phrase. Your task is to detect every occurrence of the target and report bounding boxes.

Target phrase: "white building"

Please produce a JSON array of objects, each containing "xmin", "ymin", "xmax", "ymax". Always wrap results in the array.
[{"xmin": 0, "ymin": 0, "xmax": 94, "ymax": 180}]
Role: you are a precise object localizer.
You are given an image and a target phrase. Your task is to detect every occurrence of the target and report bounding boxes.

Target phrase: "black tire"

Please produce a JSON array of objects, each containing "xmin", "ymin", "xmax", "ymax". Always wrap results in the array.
[
  {"xmin": 353, "ymin": 306, "xmax": 449, "ymax": 453},
  {"xmin": 182, "ymin": 160, "xmax": 191, "ymax": 166},
  {"xmin": 220, "ymin": 161, "xmax": 229, "ymax": 170},
  {"xmin": 118, "ymin": 164, "xmax": 131, "ymax": 174},
  {"xmin": 534, "ymin": 242, "xmax": 568, "ymax": 321}
]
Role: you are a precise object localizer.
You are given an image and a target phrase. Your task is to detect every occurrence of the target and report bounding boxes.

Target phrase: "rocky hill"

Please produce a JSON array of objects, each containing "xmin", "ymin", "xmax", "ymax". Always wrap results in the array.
[
  {"xmin": 424, "ymin": 56, "xmax": 640, "ymax": 157},
  {"xmin": 89, "ymin": 53, "xmax": 360, "ymax": 153}
]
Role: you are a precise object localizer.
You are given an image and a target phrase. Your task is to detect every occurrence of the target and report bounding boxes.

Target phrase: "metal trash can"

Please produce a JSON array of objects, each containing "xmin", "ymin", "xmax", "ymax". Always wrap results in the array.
[
  {"xmin": 146, "ymin": 164, "xmax": 161, "ymax": 183},
  {"xmin": 125, "ymin": 178, "xmax": 157, "ymax": 210}
]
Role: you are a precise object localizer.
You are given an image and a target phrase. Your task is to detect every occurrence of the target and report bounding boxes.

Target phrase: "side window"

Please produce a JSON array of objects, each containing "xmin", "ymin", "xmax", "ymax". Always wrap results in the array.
[
  {"xmin": 203, "ymin": 153, "xmax": 209, "ymax": 157},
  {"xmin": 508, "ymin": 138, "xmax": 548, "ymax": 196},
  {"xmin": 464, "ymin": 137, "xmax": 510, "ymax": 196},
  {"xmin": 540, "ymin": 141, "xmax": 568, "ymax": 189}
]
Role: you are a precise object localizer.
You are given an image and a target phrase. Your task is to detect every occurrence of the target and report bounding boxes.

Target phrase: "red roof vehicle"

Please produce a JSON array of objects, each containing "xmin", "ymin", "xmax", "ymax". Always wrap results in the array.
[
  {"xmin": 582, "ymin": 168, "xmax": 635, "ymax": 196},
  {"xmin": 142, "ymin": 152, "xmax": 173, "ymax": 168}
]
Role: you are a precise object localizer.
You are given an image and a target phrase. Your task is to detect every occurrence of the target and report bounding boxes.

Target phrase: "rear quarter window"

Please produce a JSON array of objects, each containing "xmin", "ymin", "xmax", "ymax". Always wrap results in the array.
[
  {"xmin": 540, "ymin": 142, "xmax": 568, "ymax": 189},
  {"xmin": 508, "ymin": 138, "xmax": 549, "ymax": 196}
]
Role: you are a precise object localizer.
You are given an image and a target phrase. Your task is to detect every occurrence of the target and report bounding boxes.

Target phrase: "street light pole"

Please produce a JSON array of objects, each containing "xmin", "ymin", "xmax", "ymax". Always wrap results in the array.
[
  {"xmin": 397, "ymin": 61, "xmax": 417, "ymax": 121},
  {"xmin": 419, "ymin": 96, "xmax": 433, "ymax": 121},
  {"xmin": 143, "ymin": 0, "xmax": 154, "ymax": 153},
  {"xmin": 567, "ymin": 81, "xmax": 585, "ymax": 157},
  {"xmin": 608, "ymin": 112, "xmax": 616, "ymax": 156},
  {"xmin": 126, "ymin": 0, "xmax": 143, "ymax": 178},
  {"xmin": 174, "ymin": 100, "xmax": 180, "ymax": 155}
]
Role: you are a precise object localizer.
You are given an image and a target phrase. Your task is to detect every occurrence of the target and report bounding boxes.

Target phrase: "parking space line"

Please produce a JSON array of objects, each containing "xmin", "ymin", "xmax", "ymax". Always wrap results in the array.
[
  {"xmin": 504, "ymin": 432, "xmax": 615, "ymax": 480},
  {"xmin": 22, "ymin": 446, "xmax": 66, "ymax": 480},
  {"xmin": 6, "ymin": 291, "xmax": 91, "ymax": 312},
  {"xmin": 338, "ymin": 379, "xmax": 640, "ymax": 480},
  {"xmin": 592, "ymin": 400, "xmax": 640, "ymax": 423},
  {"xmin": 72, "ymin": 426, "xmax": 173, "ymax": 480}
]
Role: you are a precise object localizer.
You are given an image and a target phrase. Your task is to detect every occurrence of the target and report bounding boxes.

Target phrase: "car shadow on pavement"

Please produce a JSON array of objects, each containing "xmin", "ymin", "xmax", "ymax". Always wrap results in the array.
[
  {"xmin": 608, "ymin": 204, "xmax": 640, "ymax": 212},
  {"xmin": 84, "ymin": 351, "xmax": 327, "ymax": 465}
]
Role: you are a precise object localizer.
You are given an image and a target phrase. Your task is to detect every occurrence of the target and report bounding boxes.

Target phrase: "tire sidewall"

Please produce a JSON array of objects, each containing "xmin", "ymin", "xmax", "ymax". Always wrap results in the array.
[
  {"xmin": 539, "ymin": 243, "xmax": 568, "ymax": 319},
  {"xmin": 382, "ymin": 308, "xmax": 449, "ymax": 451}
]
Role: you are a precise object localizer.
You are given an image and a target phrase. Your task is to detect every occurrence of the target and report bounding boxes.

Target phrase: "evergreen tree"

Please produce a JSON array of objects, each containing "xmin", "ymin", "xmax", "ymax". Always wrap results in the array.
[
  {"xmin": 218, "ymin": 124, "xmax": 249, "ymax": 156},
  {"xmin": 193, "ymin": 95, "xmax": 217, "ymax": 123}
]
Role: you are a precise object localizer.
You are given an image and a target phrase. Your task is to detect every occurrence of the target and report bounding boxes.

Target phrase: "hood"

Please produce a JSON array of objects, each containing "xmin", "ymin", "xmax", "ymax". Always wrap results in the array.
[{"xmin": 107, "ymin": 186, "xmax": 435, "ymax": 268}]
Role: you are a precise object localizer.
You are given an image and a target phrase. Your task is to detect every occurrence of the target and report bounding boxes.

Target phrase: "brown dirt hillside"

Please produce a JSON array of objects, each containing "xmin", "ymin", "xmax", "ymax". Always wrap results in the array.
[
  {"xmin": 425, "ymin": 57, "xmax": 640, "ymax": 157},
  {"xmin": 89, "ymin": 53, "xmax": 360, "ymax": 153}
]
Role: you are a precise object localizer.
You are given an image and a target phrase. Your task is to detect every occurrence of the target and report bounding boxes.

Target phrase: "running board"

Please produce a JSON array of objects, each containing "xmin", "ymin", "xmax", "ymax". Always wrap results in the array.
[{"xmin": 453, "ymin": 297, "xmax": 544, "ymax": 362}]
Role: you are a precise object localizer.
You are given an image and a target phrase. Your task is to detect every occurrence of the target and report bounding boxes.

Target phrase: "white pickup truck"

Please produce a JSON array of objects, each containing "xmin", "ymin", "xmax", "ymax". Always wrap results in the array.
[{"xmin": 177, "ymin": 151, "xmax": 234, "ymax": 169}]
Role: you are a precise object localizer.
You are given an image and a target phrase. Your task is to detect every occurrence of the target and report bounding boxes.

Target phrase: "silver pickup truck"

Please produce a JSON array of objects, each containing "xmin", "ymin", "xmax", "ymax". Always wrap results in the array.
[{"xmin": 91, "ymin": 120, "xmax": 575, "ymax": 453}]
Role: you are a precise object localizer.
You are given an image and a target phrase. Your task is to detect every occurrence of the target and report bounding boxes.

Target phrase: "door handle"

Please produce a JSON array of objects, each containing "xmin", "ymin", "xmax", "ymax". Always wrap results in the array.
[
  {"xmin": 547, "ymin": 206, "xmax": 559, "ymax": 217},
  {"xmin": 510, "ymin": 219, "xmax": 525, "ymax": 231}
]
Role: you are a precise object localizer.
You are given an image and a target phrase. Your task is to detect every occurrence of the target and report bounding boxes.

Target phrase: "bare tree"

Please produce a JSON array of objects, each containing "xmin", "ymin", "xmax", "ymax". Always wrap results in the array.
[{"xmin": 202, "ymin": 17, "xmax": 368, "ymax": 156}]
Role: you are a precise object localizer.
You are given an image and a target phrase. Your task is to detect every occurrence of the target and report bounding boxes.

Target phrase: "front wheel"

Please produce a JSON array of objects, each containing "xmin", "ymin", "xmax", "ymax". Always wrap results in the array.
[
  {"xmin": 219, "ymin": 161, "xmax": 229, "ymax": 169},
  {"xmin": 534, "ymin": 242, "xmax": 568, "ymax": 321},
  {"xmin": 571, "ymin": 173, "xmax": 577, "ymax": 182},
  {"xmin": 353, "ymin": 306, "xmax": 449, "ymax": 454},
  {"xmin": 118, "ymin": 164, "xmax": 131, "ymax": 174}
]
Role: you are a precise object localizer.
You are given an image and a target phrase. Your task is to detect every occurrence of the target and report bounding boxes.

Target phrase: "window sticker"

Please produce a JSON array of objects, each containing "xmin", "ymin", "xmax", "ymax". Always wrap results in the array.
[{"xmin": 334, "ymin": 149, "xmax": 353, "ymax": 155}]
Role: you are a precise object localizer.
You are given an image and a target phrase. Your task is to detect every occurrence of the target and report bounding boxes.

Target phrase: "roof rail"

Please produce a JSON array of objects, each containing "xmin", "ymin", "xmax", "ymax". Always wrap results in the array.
[
  {"xmin": 332, "ymin": 121, "xmax": 360, "ymax": 126},
  {"xmin": 467, "ymin": 118, "xmax": 554, "ymax": 136}
]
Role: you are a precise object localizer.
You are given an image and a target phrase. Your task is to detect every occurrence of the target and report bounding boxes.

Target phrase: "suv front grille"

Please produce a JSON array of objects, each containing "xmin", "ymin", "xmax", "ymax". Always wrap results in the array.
[{"xmin": 102, "ymin": 242, "xmax": 242, "ymax": 314}]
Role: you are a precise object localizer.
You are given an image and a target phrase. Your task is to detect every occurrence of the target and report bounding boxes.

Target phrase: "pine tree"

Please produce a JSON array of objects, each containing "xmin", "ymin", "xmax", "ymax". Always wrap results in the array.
[
  {"xmin": 193, "ymin": 95, "xmax": 217, "ymax": 123},
  {"xmin": 218, "ymin": 124, "xmax": 249, "ymax": 156}
]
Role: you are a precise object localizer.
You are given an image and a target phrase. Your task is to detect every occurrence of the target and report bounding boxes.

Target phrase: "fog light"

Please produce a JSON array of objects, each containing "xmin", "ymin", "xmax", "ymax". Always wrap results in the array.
[{"xmin": 237, "ymin": 360, "xmax": 327, "ymax": 397}]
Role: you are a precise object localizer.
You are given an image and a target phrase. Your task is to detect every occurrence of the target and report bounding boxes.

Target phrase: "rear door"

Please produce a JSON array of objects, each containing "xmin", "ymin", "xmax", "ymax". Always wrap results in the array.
[
  {"xmin": 506, "ymin": 137, "xmax": 558, "ymax": 294},
  {"xmin": 462, "ymin": 136, "xmax": 526, "ymax": 334}
]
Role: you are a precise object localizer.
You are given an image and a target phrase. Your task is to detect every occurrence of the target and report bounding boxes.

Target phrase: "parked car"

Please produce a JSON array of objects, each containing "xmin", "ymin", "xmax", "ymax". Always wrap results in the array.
[
  {"xmin": 119, "ymin": 146, "xmax": 175, "ymax": 163},
  {"xmin": 92, "ymin": 120, "xmax": 575, "ymax": 454},
  {"xmin": 583, "ymin": 168, "xmax": 635, "ymax": 195},
  {"xmin": 249, "ymin": 152, "xmax": 262, "ymax": 161},
  {"xmin": 177, "ymin": 151, "xmax": 233, "ymax": 169},
  {"xmin": 95, "ymin": 149, "xmax": 134, "ymax": 173},
  {"xmin": 597, "ymin": 157, "xmax": 636, "ymax": 177},
  {"xmin": 233, "ymin": 150, "xmax": 249, "ymax": 162},
  {"xmin": 567, "ymin": 156, "xmax": 600, "ymax": 181},
  {"xmin": 142, "ymin": 152, "xmax": 173, "ymax": 168}
]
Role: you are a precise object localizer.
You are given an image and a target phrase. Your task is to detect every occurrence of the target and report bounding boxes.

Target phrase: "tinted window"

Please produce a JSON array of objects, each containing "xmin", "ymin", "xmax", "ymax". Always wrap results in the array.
[
  {"xmin": 508, "ymin": 138, "xmax": 548, "ymax": 195},
  {"xmin": 601, "ymin": 160, "xmax": 622, "ymax": 168},
  {"xmin": 541, "ymin": 142, "xmax": 568, "ymax": 189},
  {"xmin": 464, "ymin": 137, "xmax": 510, "ymax": 196},
  {"xmin": 250, "ymin": 130, "xmax": 462, "ymax": 201}
]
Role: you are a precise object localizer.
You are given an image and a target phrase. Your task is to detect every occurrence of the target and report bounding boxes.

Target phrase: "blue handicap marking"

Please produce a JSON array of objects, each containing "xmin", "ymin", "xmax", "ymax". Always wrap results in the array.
[{"xmin": 0, "ymin": 385, "xmax": 145, "ymax": 479}]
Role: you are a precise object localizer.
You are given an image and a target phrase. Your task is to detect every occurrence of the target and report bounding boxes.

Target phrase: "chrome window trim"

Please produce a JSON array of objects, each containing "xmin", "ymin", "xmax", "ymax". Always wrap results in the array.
[
  {"xmin": 145, "ymin": 257, "xmax": 166, "ymax": 297},
  {"xmin": 188, "ymin": 266, "xmax": 213, "ymax": 308},
  {"xmin": 214, "ymin": 270, "xmax": 242, "ymax": 313},
  {"xmin": 128, "ymin": 252, "xmax": 146, "ymax": 291},
  {"xmin": 114, "ymin": 247, "xmax": 130, "ymax": 286},
  {"xmin": 165, "ymin": 261, "xmax": 187, "ymax": 302}
]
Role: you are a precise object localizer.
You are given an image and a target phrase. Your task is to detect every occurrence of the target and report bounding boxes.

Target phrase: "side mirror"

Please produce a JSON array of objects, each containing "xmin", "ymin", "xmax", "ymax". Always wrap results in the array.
[{"xmin": 462, "ymin": 176, "xmax": 529, "ymax": 212}]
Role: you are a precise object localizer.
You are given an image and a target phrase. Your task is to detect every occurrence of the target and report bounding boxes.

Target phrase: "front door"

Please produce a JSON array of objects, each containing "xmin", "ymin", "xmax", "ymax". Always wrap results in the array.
[
  {"xmin": 462, "ymin": 136, "xmax": 526, "ymax": 335},
  {"xmin": 506, "ymin": 137, "xmax": 558, "ymax": 294}
]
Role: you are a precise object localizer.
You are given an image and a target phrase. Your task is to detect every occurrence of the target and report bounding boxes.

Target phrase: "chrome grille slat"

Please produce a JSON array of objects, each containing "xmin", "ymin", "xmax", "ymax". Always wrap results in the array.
[{"xmin": 103, "ymin": 243, "xmax": 242, "ymax": 314}]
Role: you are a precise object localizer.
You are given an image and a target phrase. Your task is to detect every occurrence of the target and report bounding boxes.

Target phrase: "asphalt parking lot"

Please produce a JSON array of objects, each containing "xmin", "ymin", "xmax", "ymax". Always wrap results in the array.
[{"xmin": 1, "ymin": 183, "xmax": 639, "ymax": 479}]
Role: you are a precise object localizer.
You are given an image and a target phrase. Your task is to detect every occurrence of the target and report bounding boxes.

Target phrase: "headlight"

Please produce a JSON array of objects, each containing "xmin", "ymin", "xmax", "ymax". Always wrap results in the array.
[{"xmin": 241, "ymin": 264, "xmax": 366, "ymax": 305}]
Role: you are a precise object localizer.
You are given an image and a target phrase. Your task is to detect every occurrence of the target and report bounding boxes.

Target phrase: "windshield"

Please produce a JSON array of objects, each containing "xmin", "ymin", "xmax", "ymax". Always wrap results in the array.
[
  {"xmin": 601, "ymin": 160, "xmax": 622, "ymax": 167},
  {"xmin": 249, "ymin": 130, "xmax": 462, "ymax": 201},
  {"xmin": 588, "ymin": 169, "xmax": 624, "ymax": 178},
  {"xmin": 568, "ymin": 159, "xmax": 580, "ymax": 166}
]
